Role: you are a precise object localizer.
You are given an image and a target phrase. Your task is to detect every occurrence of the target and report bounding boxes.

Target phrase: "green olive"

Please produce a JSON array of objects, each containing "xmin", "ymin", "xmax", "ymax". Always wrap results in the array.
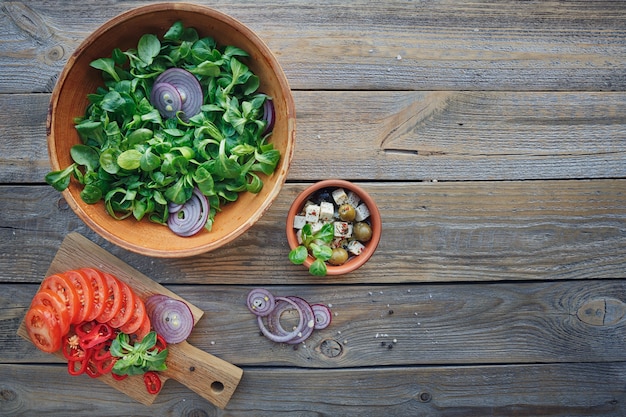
[
  {"xmin": 328, "ymin": 247, "xmax": 349, "ymax": 265},
  {"xmin": 338, "ymin": 204, "xmax": 356, "ymax": 221},
  {"xmin": 353, "ymin": 222, "xmax": 373, "ymax": 242}
]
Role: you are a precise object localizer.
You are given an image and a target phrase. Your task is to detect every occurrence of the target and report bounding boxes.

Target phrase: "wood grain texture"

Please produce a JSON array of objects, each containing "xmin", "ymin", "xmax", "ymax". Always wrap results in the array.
[
  {"xmin": 4, "ymin": 280, "xmax": 626, "ymax": 366},
  {"xmin": 1, "ymin": 362, "xmax": 625, "ymax": 416},
  {"xmin": 1, "ymin": 180, "xmax": 624, "ymax": 285},
  {"xmin": 1, "ymin": 0, "xmax": 625, "ymax": 414},
  {"xmin": 2, "ymin": 91, "xmax": 625, "ymax": 183},
  {"xmin": 0, "ymin": 1, "xmax": 625, "ymax": 93}
]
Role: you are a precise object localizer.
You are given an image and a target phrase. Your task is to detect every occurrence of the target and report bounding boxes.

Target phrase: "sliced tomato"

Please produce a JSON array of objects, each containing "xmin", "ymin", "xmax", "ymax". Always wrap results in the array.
[
  {"xmin": 96, "ymin": 272, "xmax": 123, "ymax": 323},
  {"xmin": 63, "ymin": 270, "xmax": 95, "ymax": 324},
  {"xmin": 24, "ymin": 304, "xmax": 62, "ymax": 353},
  {"xmin": 130, "ymin": 314, "xmax": 151, "ymax": 342},
  {"xmin": 79, "ymin": 268, "xmax": 109, "ymax": 322},
  {"xmin": 31, "ymin": 288, "xmax": 70, "ymax": 336},
  {"xmin": 119, "ymin": 296, "xmax": 147, "ymax": 334},
  {"xmin": 40, "ymin": 274, "xmax": 80, "ymax": 325},
  {"xmin": 108, "ymin": 281, "xmax": 136, "ymax": 329}
]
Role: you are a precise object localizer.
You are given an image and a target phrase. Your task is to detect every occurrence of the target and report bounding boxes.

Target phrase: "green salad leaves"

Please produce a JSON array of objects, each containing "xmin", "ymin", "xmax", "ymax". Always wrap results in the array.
[{"xmin": 46, "ymin": 21, "xmax": 280, "ymax": 232}]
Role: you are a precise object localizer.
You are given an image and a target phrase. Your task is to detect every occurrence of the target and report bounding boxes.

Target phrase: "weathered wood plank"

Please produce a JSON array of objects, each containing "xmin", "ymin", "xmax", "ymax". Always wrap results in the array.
[
  {"xmin": 1, "ymin": 1, "xmax": 624, "ymax": 93},
  {"xmin": 2, "ymin": 91, "xmax": 625, "ymax": 183},
  {"xmin": 1, "ymin": 362, "xmax": 624, "ymax": 416},
  {"xmin": 4, "ymin": 281, "xmax": 626, "ymax": 366},
  {"xmin": 1, "ymin": 180, "xmax": 625, "ymax": 285}
]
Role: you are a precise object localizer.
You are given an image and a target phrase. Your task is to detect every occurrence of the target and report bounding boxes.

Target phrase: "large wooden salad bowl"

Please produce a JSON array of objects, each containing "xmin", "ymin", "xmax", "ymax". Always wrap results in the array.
[{"xmin": 47, "ymin": 3, "xmax": 296, "ymax": 257}]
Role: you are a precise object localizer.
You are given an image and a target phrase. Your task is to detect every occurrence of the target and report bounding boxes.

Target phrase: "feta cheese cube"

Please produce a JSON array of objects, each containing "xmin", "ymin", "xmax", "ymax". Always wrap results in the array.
[
  {"xmin": 347, "ymin": 240, "xmax": 365, "ymax": 255},
  {"xmin": 310, "ymin": 221, "xmax": 325, "ymax": 234},
  {"xmin": 354, "ymin": 203, "xmax": 370, "ymax": 221},
  {"xmin": 347, "ymin": 191, "xmax": 361, "ymax": 207},
  {"xmin": 305, "ymin": 204, "xmax": 320, "ymax": 223},
  {"xmin": 293, "ymin": 215, "xmax": 307, "ymax": 229},
  {"xmin": 296, "ymin": 229, "xmax": 303, "ymax": 245},
  {"xmin": 319, "ymin": 201, "xmax": 335, "ymax": 221},
  {"xmin": 334, "ymin": 221, "xmax": 353, "ymax": 238},
  {"xmin": 332, "ymin": 188, "xmax": 349, "ymax": 205}
]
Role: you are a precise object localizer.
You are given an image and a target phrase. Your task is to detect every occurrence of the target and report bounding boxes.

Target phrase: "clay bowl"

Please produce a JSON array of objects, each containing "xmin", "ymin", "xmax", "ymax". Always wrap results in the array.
[
  {"xmin": 47, "ymin": 3, "xmax": 296, "ymax": 257},
  {"xmin": 286, "ymin": 180, "xmax": 382, "ymax": 276}
]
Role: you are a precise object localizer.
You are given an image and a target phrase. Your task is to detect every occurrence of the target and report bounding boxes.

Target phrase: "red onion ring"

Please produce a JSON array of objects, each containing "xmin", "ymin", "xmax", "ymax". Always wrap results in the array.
[
  {"xmin": 168, "ymin": 202, "xmax": 183, "ymax": 214},
  {"xmin": 257, "ymin": 296, "xmax": 305, "ymax": 343},
  {"xmin": 153, "ymin": 68, "xmax": 203, "ymax": 120},
  {"xmin": 150, "ymin": 82, "xmax": 182, "ymax": 119},
  {"xmin": 248, "ymin": 289, "xmax": 332, "ymax": 344},
  {"xmin": 311, "ymin": 304, "xmax": 332, "ymax": 330},
  {"xmin": 262, "ymin": 98, "xmax": 275, "ymax": 135},
  {"xmin": 167, "ymin": 188, "xmax": 209, "ymax": 237},
  {"xmin": 145, "ymin": 294, "xmax": 194, "ymax": 344},
  {"xmin": 280, "ymin": 296, "xmax": 315, "ymax": 345},
  {"xmin": 246, "ymin": 288, "xmax": 275, "ymax": 317}
]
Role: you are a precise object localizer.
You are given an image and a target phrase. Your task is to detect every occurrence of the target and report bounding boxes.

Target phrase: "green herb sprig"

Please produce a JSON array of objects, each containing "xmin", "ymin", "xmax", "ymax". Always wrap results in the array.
[
  {"xmin": 110, "ymin": 331, "xmax": 168, "ymax": 376},
  {"xmin": 288, "ymin": 223, "xmax": 335, "ymax": 276}
]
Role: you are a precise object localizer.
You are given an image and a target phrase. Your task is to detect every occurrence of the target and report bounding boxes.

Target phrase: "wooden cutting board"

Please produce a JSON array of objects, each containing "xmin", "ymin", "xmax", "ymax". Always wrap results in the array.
[{"xmin": 17, "ymin": 232, "xmax": 243, "ymax": 409}]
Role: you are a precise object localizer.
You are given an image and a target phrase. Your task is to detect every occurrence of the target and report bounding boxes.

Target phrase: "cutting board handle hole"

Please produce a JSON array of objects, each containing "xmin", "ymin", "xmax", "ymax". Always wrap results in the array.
[{"xmin": 211, "ymin": 381, "xmax": 225, "ymax": 393}]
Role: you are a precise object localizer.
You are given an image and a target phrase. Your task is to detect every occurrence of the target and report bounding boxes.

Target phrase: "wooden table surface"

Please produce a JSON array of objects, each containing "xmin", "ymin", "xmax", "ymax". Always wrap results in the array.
[{"xmin": 1, "ymin": 1, "xmax": 625, "ymax": 416}]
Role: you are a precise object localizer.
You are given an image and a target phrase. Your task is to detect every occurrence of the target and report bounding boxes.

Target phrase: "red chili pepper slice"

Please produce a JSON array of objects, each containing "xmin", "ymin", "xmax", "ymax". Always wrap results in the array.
[
  {"xmin": 155, "ymin": 334, "xmax": 167, "ymax": 353},
  {"xmin": 79, "ymin": 322, "xmax": 115, "ymax": 350},
  {"xmin": 111, "ymin": 373, "xmax": 127, "ymax": 381},
  {"xmin": 67, "ymin": 348, "xmax": 92, "ymax": 376},
  {"xmin": 85, "ymin": 359, "xmax": 101, "ymax": 378},
  {"xmin": 143, "ymin": 371, "xmax": 162, "ymax": 394},
  {"xmin": 95, "ymin": 355, "xmax": 116, "ymax": 375}
]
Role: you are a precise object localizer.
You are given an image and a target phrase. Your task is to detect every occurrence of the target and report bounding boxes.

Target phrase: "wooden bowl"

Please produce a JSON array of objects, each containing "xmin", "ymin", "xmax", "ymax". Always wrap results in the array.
[
  {"xmin": 286, "ymin": 180, "xmax": 382, "ymax": 276},
  {"xmin": 47, "ymin": 3, "xmax": 296, "ymax": 258}
]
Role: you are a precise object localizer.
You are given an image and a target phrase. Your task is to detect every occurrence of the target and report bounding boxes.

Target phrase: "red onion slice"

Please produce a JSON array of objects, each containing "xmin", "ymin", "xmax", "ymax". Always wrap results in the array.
[
  {"xmin": 153, "ymin": 68, "xmax": 203, "ymax": 120},
  {"xmin": 150, "ymin": 82, "xmax": 182, "ymax": 119},
  {"xmin": 311, "ymin": 304, "xmax": 332, "ymax": 330},
  {"xmin": 281, "ymin": 296, "xmax": 315, "ymax": 344},
  {"xmin": 167, "ymin": 188, "xmax": 209, "ymax": 237},
  {"xmin": 257, "ymin": 296, "xmax": 305, "ymax": 343},
  {"xmin": 262, "ymin": 98, "xmax": 275, "ymax": 135},
  {"xmin": 145, "ymin": 294, "xmax": 194, "ymax": 344},
  {"xmin": 246, "ymin": 288, "xmax": 275, "ymax": 317}
]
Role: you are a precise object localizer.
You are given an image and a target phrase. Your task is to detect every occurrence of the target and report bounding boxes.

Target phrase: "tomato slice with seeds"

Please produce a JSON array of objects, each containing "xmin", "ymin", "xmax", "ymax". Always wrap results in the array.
[
  {"xmin": 130, "ymin": 314, "xmax": 151, "ymax": 342},
  {"xmin": 63, "ymin": 270, "xmax": 94, "ymax": 324},
  {"xmin": 40, "ymin": 274, "xmax": 80, "ymax": 325},
  {"xmin": 96, "ymin": 272, "xmax": 123, "ymax": 323},
  {"xmin": 24, "ymin": 304, "xmax": 62, "ymax": 353},
  {"xmin": 31, "ymin": 288, "xmax": 70, "ymax": 336},
  {"xmin": 108, "ymin": 281, "xmax": 136, "ymax": 329},
  {"xmin": 119, "ymin": 295, "xmax": 147, "ymax": 335},
  {"xmin": 79, "ymin": 268, "xmax": 108, "ymax": 322}
]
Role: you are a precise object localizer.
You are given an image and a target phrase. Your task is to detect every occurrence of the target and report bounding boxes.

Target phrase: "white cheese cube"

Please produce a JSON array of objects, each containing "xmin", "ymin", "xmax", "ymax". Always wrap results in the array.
[
  {"xmin": 347, "ymin": 191, "xmax": 361, "ymax": 207},
  {"xmin": 296, "ymin": 229, "xmax": 303, "ymax": 244},
  {"xmin": 332, "ymin": 188, "xmax": 349, "ymax": 205},
  {"xmin": 354, "ymin": 203, "xmax": 370, "ymax": 222},
  {"xmin": 334, "ymin": 221, "xmax": 353, "ymax": 238},
  {"xmin": 347, "ymin": 240, "xmax": 365, "ymax": 255},
  {"xmin": 310, "ymin": 221, "xmax": 325, "ymax": 234},
  {"xmin": 305, "ymin": 204, "xmax": 320, "ymax": 223},
  {"xmin": 319, "ymin": 201, "xmax": 335, "ymax": 221},
  {"xmin": 293, "ymin": 215, "xmax": 307, "ymax": 229}
]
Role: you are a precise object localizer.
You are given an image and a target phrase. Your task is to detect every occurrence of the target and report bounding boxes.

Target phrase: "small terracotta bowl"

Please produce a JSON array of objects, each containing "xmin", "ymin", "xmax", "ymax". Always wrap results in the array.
[
  {"xmin": 286, "ymin": 180, "xmax": 382, "ymax": 276},
  {"xmin": 47, "ymin": 3, "xmax": 296, "ymax": 257}
]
